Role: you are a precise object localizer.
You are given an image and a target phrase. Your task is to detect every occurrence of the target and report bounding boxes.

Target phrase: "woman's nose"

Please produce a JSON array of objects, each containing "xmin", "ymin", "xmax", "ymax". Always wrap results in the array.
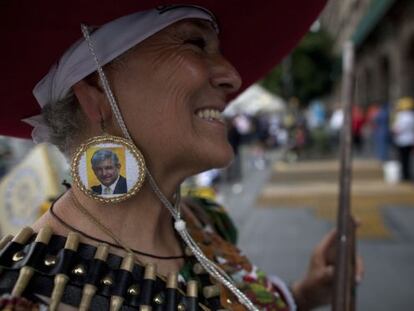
[{"xmin": 210, "ymin": 54, "xmax": 242, "ymax": 95}]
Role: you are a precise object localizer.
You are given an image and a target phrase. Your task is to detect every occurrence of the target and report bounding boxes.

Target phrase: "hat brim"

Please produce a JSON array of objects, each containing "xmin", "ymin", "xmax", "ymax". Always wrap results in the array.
[{"xmin": 0, "ymin": 0, "xmax": 326, "ymax": 138}]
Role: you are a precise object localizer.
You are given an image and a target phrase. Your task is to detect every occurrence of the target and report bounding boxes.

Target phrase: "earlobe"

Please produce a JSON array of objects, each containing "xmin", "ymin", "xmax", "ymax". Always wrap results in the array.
[{"xmin": 72, "ymin": 80, "xmax": 111, "ymax": 123}]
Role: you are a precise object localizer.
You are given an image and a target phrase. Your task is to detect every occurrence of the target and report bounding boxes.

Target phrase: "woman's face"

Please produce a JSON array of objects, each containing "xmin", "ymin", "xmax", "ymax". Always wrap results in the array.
[{"xmin": 108, "ymin": 19, "xmax": 242, "ymax": 176}]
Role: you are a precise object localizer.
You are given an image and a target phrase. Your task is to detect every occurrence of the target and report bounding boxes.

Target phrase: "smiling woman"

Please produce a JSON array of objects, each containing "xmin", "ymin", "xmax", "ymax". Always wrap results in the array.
[
  {"xmin": 102, "ymin": 19, "xmax": 240, "ymax": 174},
  {"xmin": 0, "ymin": 2, "xmax": 350, "ymax": 311}
]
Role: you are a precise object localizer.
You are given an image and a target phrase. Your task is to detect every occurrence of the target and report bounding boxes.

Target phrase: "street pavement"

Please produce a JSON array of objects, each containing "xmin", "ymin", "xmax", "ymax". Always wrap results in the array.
[{"xmin": 217, "ymin": 148, "xmax": 414, "ymax": 311}]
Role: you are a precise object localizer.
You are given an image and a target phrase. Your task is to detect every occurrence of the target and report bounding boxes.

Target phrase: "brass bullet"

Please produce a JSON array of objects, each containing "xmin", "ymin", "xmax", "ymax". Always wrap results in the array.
[
  {"xmin": 79, "ymin": 243, "xmax": 109, "ymax": 311},
  {"xmin": 144, "ymin": 263, "xmax": 156, "ymax": 280},
  {"xmin": 94, "ymin": 243, "xmax": 109, "ymax": 261},
  {"xmin": 11, "ymin": 227, "xmax": 52, "ymax": 297},
  {"xmin": 49, "ymin": 232, "xmax": 81, "ymax": 311},
  {"xmin": 109, "ymin": 253, "xmax": 135, "ymax": 311},
  {"xmin": 79, "ymin": 284, "xmax": 97, "ymax": 311},
  {"xmin": 120, "ymin": 253, "xmax": 134, "ymax": 272},
  {"xmin": 187, "ymin": 280, "xmax": 198, "ymax": 298},
  {"xmin": 166, "ymin": 272, "xmax": 178, "ymax": 289},
  {"xmin": 64, "ymin": 232, "xmax": 80, "ymax": 251},
  {"xmin": 34, "ymin": 226, "xmax": 53, "ymax": 244},
  {"xmin": 11, "ymin": 266, "xmax": 34, "ymax": 297},
  {"xmin": 12, "ymin": 227, "xmax": 33, "ymax": 244},
  {"xmin": 110, "ymin": 296, "xmax": 124, "ymax": 311},
  {"xmin": 202, "ymin": 284, "xmax": 220, "ymax": 298},
  {"xmin": 49, "ymin": 274, "xmax": 69, "ymax": 311}
]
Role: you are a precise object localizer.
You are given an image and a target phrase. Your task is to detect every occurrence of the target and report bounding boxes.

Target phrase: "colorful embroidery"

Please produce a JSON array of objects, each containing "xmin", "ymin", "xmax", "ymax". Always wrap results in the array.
[{"xmin": 181, "ymin": 197, "xmax": 291, "ymax": 311}]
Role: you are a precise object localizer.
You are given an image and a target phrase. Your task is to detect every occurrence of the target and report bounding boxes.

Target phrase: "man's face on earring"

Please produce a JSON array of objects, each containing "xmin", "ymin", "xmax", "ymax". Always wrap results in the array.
[{"xmin": 92, "ymin": 158, "xmax": 120, "ymax": 187}]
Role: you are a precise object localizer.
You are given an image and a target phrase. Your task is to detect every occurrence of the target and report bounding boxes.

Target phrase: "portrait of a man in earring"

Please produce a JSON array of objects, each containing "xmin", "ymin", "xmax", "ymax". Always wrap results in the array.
[{"xmin": 90, "ymin": 149, "xmax": 127, "ymax": 195}]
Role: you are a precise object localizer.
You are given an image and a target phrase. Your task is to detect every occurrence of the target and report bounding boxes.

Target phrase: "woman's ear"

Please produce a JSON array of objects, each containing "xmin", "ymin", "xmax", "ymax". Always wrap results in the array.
[{"xmin": 72, "ymin": 79, "xmax": 112, "ymax": 123}]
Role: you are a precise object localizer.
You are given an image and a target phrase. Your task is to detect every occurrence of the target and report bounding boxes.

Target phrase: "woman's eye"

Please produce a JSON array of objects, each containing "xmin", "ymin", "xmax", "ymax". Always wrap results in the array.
[{"xmin": 184, "ymin": 37, "xmax": 207, "ymax": 50}]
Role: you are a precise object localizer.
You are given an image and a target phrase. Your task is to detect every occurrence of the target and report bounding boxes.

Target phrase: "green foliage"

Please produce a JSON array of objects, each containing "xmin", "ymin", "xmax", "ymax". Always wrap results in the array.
[
  {"xmin": 259, "ymin": 30, "xmax": 338, "ymax": 105},
  {"xmin": 260, "ymin": 66, "xmax": 283, "ymax": 96}
]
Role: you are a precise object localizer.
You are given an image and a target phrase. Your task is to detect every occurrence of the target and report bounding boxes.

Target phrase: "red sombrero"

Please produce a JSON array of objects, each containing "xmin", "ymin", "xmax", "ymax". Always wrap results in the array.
[{"xmin": 0, "ymin": 0, "xmax": 326, "ymax": 138}]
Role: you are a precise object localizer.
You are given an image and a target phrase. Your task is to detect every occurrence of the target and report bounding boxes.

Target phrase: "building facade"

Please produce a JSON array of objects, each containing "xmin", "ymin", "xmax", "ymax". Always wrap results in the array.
[{"xmin": 321, "ymin": 0, "xmax": 414, "ymax": 107}]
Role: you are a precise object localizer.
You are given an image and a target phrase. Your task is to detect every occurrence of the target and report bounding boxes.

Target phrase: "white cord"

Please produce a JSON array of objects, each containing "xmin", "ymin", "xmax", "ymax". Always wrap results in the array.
[{"xmin": 81, "ymin": 24, "xmax": 259, "ymax": 311}]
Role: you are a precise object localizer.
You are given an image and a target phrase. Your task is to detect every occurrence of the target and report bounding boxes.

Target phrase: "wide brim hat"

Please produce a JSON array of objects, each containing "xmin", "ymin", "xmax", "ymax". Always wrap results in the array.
[{"xmin": 0, "ymin": 0, "xmax": 326, "ymax": 139}]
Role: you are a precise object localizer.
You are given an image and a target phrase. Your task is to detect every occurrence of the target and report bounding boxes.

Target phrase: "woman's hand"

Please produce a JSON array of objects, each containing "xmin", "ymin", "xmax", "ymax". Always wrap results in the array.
[{"xmin": 291, "ymin": 229, "xmax": 364, "ymax": 311}]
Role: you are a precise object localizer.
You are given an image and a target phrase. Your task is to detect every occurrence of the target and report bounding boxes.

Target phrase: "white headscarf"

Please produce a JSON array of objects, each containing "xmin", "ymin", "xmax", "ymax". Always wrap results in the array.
[{"xmin": 24, "ymin": 6, "xmax": 217, "ymax": 143}]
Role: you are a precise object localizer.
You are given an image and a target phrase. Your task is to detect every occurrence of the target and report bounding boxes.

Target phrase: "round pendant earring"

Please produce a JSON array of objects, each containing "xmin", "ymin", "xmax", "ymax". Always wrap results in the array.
[{"xmin": 71, "ymin": 135, "xmax": 146, "ymax": 203}]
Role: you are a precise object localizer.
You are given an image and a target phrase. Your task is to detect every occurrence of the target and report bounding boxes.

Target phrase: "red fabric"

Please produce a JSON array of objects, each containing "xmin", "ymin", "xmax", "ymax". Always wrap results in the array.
[
  {"xmin": 352, "ymin": 106, "xmax": 366, "ymax": 135},
  {"xmin": 0, "ymin": 0, "xmax": 326, "ymax": 138}
]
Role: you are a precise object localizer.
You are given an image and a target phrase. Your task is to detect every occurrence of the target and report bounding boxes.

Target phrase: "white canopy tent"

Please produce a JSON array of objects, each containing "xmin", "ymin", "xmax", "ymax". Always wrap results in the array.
[{"xmin": 224, "ymin": 84, "xmax": 286, "ymax": 116}]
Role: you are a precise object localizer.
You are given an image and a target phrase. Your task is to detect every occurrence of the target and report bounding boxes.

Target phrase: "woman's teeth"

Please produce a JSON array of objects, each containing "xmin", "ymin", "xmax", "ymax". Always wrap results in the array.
[{"xmin": 196, "ymin": 109, "xmax": 224, "ymax": 122}]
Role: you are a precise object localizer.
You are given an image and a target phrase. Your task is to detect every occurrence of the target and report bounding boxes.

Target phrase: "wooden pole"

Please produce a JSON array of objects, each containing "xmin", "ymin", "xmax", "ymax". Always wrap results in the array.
[{"xmin": 332, "ymin": 40, "xmax": 357, "ymax": 311}]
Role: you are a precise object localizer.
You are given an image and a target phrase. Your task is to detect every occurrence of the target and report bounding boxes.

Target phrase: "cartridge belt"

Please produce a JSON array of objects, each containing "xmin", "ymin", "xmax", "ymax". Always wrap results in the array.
[{"xmin": 0, "ymin": 233, "xmax": 224, "ymax": 310}]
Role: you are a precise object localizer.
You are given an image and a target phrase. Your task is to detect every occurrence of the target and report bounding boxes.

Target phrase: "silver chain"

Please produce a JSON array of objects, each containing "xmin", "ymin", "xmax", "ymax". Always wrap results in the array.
[{"xmin": 80, "ymin": 24, "xmax": 259, "ymax": 311}]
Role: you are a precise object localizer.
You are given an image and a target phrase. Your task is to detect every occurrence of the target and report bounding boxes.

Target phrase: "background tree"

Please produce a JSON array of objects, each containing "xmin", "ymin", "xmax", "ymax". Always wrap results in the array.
[{"xmin": 260, "ymin": 29, "xmax": 338, "ymax": 105}]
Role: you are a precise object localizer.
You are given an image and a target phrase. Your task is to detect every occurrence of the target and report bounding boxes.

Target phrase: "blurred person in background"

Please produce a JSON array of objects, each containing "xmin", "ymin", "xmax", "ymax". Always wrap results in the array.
[
  {"xmin": 373, "ymin": 103, "xmax": 391, "ymax": 162},
  {"xmin": 225, "ymin": 116, "xmax": 242, "ymax": 182},
  {"xmin": 392, "ymin": 97, "xmax": 414, "ymax": 181},
  {"xmin": 251, "ymin": 112, "xmax": 270, "ymax": 170},
  {"xmin": 352, "ymin": 105, "xmax": 366, "ymax": 154},
  {"xmin": 233, "ymin": 113, "xmax": 253, "ymax": 143},
  {"xmin": 363, "ymin": 103, "xmax": 380, "ymax": 157},
  {"xmin": 328, "ymin": 104, "xmax": 344, "ymax": 153}
]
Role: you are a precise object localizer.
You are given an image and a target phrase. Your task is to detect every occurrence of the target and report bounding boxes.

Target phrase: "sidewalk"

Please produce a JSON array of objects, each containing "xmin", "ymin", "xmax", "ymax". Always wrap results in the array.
[{"xmin": 218, "ymin": 148, "xmax": 414, "ymax": 311}]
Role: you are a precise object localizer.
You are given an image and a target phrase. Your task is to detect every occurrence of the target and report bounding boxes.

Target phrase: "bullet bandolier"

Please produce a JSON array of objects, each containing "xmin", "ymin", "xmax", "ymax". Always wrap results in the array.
[{"xmin": 0, "ymin": 197, "xmax": 292, "ymax": 310}]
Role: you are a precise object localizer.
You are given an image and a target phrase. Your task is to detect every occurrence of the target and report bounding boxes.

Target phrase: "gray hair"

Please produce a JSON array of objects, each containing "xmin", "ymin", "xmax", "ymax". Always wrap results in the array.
[
  {"xmin": 41, "ymin": 91, "xmax": 85, "ymax": 156},
  {"xmin": 91, "ymin": 149, "xmax": 120, "ymax": 168},
  {"xmin": 40, "ymin": 52, "xmax": 133, "ymax": 157}
]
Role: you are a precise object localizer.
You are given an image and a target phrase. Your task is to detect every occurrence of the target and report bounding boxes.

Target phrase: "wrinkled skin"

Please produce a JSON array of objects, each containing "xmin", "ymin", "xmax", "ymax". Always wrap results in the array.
[{"xmin": 106, "ymin": 19, "xmax": 242, "ymax": 181}]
